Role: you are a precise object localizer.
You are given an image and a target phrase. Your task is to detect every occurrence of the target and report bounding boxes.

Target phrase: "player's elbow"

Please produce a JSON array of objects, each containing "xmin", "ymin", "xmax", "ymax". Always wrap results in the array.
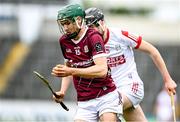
[{"xmin": 149, "ymin": 46, "xmax": 160, "ymax": 59}]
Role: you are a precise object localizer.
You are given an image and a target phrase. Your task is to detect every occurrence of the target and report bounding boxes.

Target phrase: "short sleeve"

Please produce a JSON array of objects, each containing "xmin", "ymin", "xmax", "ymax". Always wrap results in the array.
[
  {"xmin": 121, "ymin": 30, "xmax": 142, "ymax": 49},
  {"xmin": 59, "ymin": 39, "xmax": 67, "ymax": 59},
  {"xmin": 89, "ymin": 33, "xmax": 107, "ymax": 59}
]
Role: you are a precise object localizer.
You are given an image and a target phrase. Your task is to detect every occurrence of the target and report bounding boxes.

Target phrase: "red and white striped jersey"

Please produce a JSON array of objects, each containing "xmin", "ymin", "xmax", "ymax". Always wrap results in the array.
[{"xmin": 105, "ymin": 27, "xmax": 142, "ymax": 86}]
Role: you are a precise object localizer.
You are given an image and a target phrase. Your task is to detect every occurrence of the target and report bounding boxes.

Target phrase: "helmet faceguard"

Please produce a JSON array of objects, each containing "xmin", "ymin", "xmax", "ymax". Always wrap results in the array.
[
  {"xmin": 57, "ymin": 18, "xmax": 80, "ymax": 39},
  {"xmin": 57, "ymin": 4, "xmax": 85, "ymax": 39}
]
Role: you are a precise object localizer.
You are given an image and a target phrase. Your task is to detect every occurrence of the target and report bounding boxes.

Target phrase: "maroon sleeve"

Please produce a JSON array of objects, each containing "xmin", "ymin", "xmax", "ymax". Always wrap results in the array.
[
  {"xmin": 88, "ymin": 32, "xmax": 106, "ymax": 57},
  {"xmin": 59, "ymin": 36, "xmax": 67, "ymax": 59}
]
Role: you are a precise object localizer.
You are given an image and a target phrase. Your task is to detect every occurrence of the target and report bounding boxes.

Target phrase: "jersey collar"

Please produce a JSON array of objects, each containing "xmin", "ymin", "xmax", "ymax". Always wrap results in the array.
[{"xmin": 71, "ymin": 26, "xmax": 88, "ymax": 44}]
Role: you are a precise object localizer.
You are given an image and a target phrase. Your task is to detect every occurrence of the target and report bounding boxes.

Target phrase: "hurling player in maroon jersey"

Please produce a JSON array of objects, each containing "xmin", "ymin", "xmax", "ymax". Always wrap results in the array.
[
  {"xmin": 51, "ymin": 4, "xmax": 122, "ymax": 122},
  {"xmin": 85, "ymin": 7, "xmax": 177, "ymax": 122}
]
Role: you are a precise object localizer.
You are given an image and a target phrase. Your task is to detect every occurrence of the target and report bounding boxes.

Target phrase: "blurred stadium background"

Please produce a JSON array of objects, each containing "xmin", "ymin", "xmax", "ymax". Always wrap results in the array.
[{"xmin": 0, "ymin": 0, "xmax": 180, "ymax": 121}]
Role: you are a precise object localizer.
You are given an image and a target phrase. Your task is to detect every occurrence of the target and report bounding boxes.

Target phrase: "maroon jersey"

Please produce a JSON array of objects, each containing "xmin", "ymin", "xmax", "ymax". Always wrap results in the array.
[{"xmin": 59, "ymin": 28, "xmax": 116, "ymax": 101}]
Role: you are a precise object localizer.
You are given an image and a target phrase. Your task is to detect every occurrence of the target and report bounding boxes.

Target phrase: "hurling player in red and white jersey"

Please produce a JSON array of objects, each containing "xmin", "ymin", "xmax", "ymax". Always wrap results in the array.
[
  {"xmin": 51, "ymin": 4, "xmax": 122, "ymax": 122},
  {"xmin": 85, "ymin": 8, "xmax": 177, "ymax": 121}
]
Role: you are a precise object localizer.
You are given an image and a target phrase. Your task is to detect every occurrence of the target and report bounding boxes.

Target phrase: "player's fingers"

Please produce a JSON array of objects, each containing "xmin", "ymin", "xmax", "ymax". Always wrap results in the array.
[
  {"xmin": 170, "ymin": 85, "xmax": 176, "ymax": 95},
  {"xmin": 52, "ymin": 95, "xmax": 59, "ymax": 103},
  {"xmin": 52, "ymin": 95, "xmax": 63, "ymax": 103},
  {"xmin": 56, "ymin": 93, "xmax": 65, "ymax": 99},
  {"xmin": 55, "ymin": 99, "xmax": 62, "ymax": 103},
  {"xmin": 52, "ymin": 72, "xmax": 67, "ymax": 77},
  {"xmin": 51, "ymin": 72, "xmax": 58, "ymax": 76},
  {"xmin": 172, "ymin": 89, "xmax": 176, "ymax": 95},
  {"xmin": 51, "ymin": 68, "xmax": 58, "ymax": 75},
  {"xmin": 168, "ymin": 89, "xmax": 176, "ymax": 95},
  {"xmin": 52, "ymin": 68, "xmax": 65, "ymax": 76},
  {"xmin": 53, "ymin": 67, "xmax": 62, "ymax": 72},
  {"xmin": 56, "ymin": 64, "xmax": 64, "ymax": 68},
  {"xmin": 52, "ymin": 69, "xmax": 58, "ymax": 74},
  {"xmin": 171, "ymin": 80, "xmax": 177, "ymax": 95},
  {"xmin": 55, "ymin": 92, "xmax": 64, "ymax": 102},
  {"xmin": 51, "ymin": 68, "xmax": 60, "ymax": 75}
]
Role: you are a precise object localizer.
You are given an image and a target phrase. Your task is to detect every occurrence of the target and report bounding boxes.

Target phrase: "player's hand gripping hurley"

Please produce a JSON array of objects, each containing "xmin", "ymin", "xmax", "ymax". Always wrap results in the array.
[
  {"xmin": 33, "ymin": 71, "xmax": 69, "ymax": 111},
  {"xmin": 170, "ymin": 92, "xmax": 176, "ymax": 122}
]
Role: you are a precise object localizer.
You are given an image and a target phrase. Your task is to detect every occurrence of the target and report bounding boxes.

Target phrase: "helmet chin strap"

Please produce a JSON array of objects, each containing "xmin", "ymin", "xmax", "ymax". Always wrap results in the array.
[
  {"xmin": 75, "ymin": 17, "xmax": 85, "ymax": 29},
  {"xmin": 67, "ymin": 17, "xmax": 84, "ymax": 39},
  {"xmin": 97, "ymin": 20, "xmax": 106, "ymax": 36}
]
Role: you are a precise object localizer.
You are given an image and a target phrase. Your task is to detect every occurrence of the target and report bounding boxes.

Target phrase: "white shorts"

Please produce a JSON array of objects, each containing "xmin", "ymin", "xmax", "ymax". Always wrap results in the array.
[
  {"xmin": 74, "ymin": 90, "xmax": 122, "ymax": 122},
  {"xmin": 116, "ymin": 72, "xmax": 144, "ymax": 108}
]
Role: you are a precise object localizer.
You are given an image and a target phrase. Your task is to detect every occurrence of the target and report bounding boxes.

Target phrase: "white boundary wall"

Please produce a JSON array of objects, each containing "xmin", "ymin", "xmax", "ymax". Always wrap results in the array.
[{"xmin": 0, "ymin": 100, "xmax": 77, "ymax": 122}]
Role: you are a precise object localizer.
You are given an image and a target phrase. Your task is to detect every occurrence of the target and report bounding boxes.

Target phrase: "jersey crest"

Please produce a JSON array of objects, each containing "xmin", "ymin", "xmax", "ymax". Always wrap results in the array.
[
  {"xmin": 115, "ymin": 44, "xmax": 122, "ymax": 51},
  {"xmin": 95, "ymin": 42, "xmax": 103, "ymax": 52},
  {"xmin": 84, "ymin": 45, "xmax": 89, "ymax": 53}
]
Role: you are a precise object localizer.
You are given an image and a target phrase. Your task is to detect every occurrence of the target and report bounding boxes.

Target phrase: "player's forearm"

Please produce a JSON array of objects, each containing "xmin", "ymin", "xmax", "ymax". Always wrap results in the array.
[
  {"xmin": 147, "ymin": 44, "xmax": 177, "ymax": 94},
  {"xmin": 70, "ymin": 65, "xmax": 107, "ymax": 78},
  {"xmin": 139, "ymin": 40, "xmax": 172, "ymax": 83},
  {"xmin": 149, "ymin": 46, "xmax": 171, "ymax": 82},
  {"xmin": 60, "ymin": 76, "xmax": 72, "ymax": 94},
  {"xmin": 51, "ymin": 57, "xmax": 108, "ymax": 78}
]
